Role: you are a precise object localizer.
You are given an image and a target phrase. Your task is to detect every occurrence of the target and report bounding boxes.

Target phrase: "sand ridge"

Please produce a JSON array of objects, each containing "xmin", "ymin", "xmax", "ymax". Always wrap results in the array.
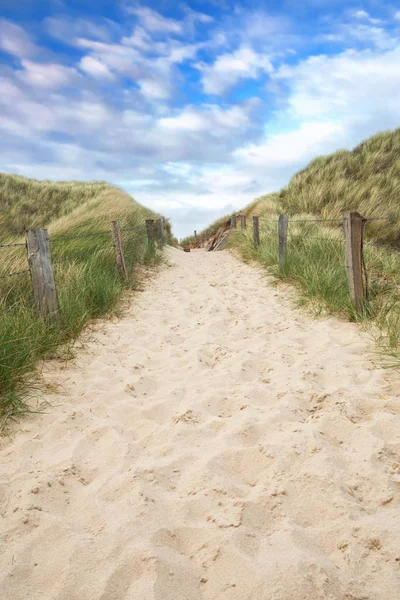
[{"xmin": 0, "ymin": 247, "xmax": 399, "ymax": 599}]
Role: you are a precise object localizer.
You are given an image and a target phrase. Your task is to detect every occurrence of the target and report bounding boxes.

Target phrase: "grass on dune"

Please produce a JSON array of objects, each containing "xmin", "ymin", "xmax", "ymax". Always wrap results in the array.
[
  {"xmin": 0, "ymin": 174, "xmax": 170, "ymax": 431},
  {"xmin": 278, "ymin": 131, "xmax": 400, "ymax": 247},
  {"xmin": 189, "ymin": 128, "xmax": 400, "ymax": 368},
  {"xmin": 229, "ymin": 221, "xmax": 400, "ymax": 367},
  {"xmin": 0, "ymin": 173, "xmax": 110, "ymax": 239}
]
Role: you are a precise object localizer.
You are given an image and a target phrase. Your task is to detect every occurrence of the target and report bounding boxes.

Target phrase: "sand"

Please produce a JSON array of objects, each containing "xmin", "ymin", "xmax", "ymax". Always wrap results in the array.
[{"xmin": 0, "ymin": 247, "xmax": 399, "ymax": 600}]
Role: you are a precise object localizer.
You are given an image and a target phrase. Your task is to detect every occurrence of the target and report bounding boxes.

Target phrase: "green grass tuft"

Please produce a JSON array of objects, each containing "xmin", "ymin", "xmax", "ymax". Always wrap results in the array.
[
  {"xmin": 0, "ymin": 173, "xmax": 172, "ymax": 431},
  {"xmin": 193, "ymin": 128, "xmax": 400, "ymax": 369}
]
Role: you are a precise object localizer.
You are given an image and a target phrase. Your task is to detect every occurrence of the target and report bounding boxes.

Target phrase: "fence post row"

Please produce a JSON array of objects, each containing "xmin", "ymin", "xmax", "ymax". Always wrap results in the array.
[
  {"xmin": 146, "ymin": 219, "xmax": 155, "ymax": 247},
  {"xmin": 157, "ymin": 218, "xmax": 164, "ymax": 248},
  {"xmin": 278, "ymin": 214, "xmax": 289, "ymax": 266},
  {"xmin": 111, "ymin": 220, "xmax": 128, "ymax": 283},
  {"xmin": 22, "ymin": 219, "xmax": 167, "ymax": 323},
  {"xmin": 240, "ymin": 215, "xmax": 247, "ymax": 230},
  {"xmin": 252, "ymin": 216, "xmax": 260, "ymax": 248},
  {"xmin": 343, "ymin": 211, "xmax": 365, "ymax": 311},
  {"xmin": 231, "ymin": 214, "xmax": 237, "ymax": 229},
  {"xmin": 26, "ymin": 228, "xmax": 60, "ymax": 323}
]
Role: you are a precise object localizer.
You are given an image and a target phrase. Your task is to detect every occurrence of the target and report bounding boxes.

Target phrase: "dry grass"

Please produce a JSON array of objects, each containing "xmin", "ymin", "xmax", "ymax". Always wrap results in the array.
[
  {"xmin": 0, "ymin": 173, "xmax": 170, "ymax": 430},
  {"xmin": 187, "ymin": 128, "xmax": 400, "ymax": 367}
]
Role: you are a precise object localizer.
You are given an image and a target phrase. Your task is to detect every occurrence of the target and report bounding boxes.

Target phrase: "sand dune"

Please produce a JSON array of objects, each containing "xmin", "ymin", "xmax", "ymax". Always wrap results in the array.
[{"xmin": 1, "ymin": 247, "xmax": 399, "ymax": 599}]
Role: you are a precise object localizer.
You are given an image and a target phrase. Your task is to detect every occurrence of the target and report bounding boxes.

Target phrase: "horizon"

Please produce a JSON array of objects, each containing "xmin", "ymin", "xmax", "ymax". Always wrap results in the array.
[{"xmin": 1, "ymin": 1, "xmax": 400, "ymax": 237}]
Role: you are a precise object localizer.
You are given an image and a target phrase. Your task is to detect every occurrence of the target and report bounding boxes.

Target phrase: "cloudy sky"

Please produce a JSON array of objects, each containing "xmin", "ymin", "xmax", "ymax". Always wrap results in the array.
[{"xmin": 1, "ymin": 1, "xmax": 400, "ymax": 237}]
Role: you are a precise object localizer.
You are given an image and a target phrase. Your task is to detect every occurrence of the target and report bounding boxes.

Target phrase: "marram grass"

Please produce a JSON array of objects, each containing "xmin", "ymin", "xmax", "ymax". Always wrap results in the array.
[
  {"xmin": 187, "ymin": 128, "xmax": 400, "ymax": 368},
  {"xmin": 0, "ymin": 174, "xmax": 170, "ymax": 431}
]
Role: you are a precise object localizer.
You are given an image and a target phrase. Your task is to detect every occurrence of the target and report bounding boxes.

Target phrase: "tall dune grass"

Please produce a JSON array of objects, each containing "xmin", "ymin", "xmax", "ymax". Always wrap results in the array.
[
  {"xmin": 0, "ymin": 175, "xmax": 169, "ymax": 430},
  {"xmin": 229, "ymin": 223, "xmax": 400, "ymax": 366},
  {"xmin": 188, "ymin": 128, "xmax": 400, "ymax": 367}
]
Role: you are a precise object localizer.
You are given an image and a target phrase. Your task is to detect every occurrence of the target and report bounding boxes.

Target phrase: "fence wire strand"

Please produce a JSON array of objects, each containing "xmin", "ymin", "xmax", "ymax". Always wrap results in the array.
[
  {"xmin": 120, "ymin": 226, "xmax": 147, "ymax": 232},
  {"xmin": 0, "ymin": 269, "xmax": 30, "ymax": 279},
  {"xmin": 287, "ymin": 235, "xmax": 344, "ymax": 241},
  {"xmin": 50, "ymin": 231, "xmax": 112, "ymax": 243},
  {"xmin": 258, "ymin": 216, "xmax": 397, "ymax": 224},
  {"xmin": 53, "ymin": 249, "xmax": 107, "ymax": 265},
  {"xmin": 366, "ymin": 217, "xmax": 399, "ymax": 222},
  {"xmin": 0, "ymin": 242, "xmax": 26, "ymax": 249},
  {"xmin": 289, "ymin": 218, "xmax": 342, "ymax": 223}
]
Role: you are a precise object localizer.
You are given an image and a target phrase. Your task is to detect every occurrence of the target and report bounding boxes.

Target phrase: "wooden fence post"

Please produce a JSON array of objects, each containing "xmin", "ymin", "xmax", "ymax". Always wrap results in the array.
[
  {"xmin": 111, "ymin": 220, "xmax": 128, "ymax": 282},
  {"xmin": 231, "ymin": 214, "xmax": 237, "ymax": 229},
  {"xmin": 26, "ymin": 228, "xmax": 60, "ymax": 322},
  {"xmin": 146, "ymin": 219, "xmax": 155, "ymax": 247},
  {"xmin": 240, "ymin": 215, "xmax": 247, "ymax": 230},
  {"xmin": 194, "ymin": 230, "xmax": 197, "ymax": 244},
  {"xmin": 343, "ymin": 211, "xmax": 365, "ymax": 311},
  {"xmin": 157, "ymin": 218, "xmax": 164, "ymax": 248},
  {"xmin": 278, "ymin": 214, "xmax": 289, "ymax": 266},
  {"xmin": 253, "ymin": 216, "xmax": 260, "ymax": 248}
]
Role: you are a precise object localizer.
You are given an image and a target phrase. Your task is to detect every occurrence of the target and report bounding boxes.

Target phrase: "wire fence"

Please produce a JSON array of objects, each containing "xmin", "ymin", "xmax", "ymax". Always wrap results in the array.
[
  {"xmin": 50, "ymin": 231, "xmax": 112, "ymax": 243},
  {"xmin": 0, "ymin": 218, "xmax": 168, "ymax": 316},
  {"xmin": 0, "ymin": 269, "xmax": 30, "ymax": 280},
  {"xmin": 0, "ymin": 242, "xmax": 27, "ymax": 250},
  {"xmin": 257, "ymin": 216, "xmax": 398, "ymax": 224},
  {"xmin": 225, "ymin": 213, "xmax": 399, "ymax": 311},
  {"xmin": 52, "ymin": 251, "xmax": 102, "ymax": 265}
]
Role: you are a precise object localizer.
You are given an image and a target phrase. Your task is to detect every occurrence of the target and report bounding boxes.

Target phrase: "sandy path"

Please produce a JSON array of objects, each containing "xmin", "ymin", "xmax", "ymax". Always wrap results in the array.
[{"xmin": 1, "ymin": 247, "xmax": 400, "ymax": 600}]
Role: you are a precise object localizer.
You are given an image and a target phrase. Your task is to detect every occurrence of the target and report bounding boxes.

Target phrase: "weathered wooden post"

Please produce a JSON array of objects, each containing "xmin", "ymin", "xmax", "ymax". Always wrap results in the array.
[
  {"xmin": 194, "ymin": 230, "xmax": 197, "ymax": 246},
  {"xmin": 343, "ymin": 211, "xmax": 365, "ymax": 311},
  {"xmin": 231, "ymin": 214, "xmax": 237, "ymax": 229},
  {"xmin": 146, "ymin": 219, "xmax": 155, "ymax": 247},
  {"xmin": 253, "ymin": 216, "xmax": 260, "ymax": 248},
  {"xmin": 111, "ymin": 220, "xmax": 128, "ymax": 282},
  {"xmin": 278, "ymin": 214, "xmax": 289, "ymax": 266},
  {"xmin": 157, "ymin": 218, "xmax": 164, "ymax": 248},
  {"xmin": 26, "ymin": 228, "xmax": 60, "ymax": 322},
  {"xmin": 240, "ymin": 215, "xmax": 247, "ymax": 230}
]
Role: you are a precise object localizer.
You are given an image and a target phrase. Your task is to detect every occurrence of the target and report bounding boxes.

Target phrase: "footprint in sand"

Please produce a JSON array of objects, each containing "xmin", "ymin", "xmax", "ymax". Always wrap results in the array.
[{"xmin": 1, "ymin": 247, "xmax": 400, "ymax": 600}]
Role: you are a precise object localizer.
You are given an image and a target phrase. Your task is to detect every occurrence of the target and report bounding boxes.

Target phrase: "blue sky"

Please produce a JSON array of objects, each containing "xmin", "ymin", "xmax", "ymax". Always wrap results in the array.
[{"xmin": 1, "ymin": 1, "xmax": 400, "ymax": 236}]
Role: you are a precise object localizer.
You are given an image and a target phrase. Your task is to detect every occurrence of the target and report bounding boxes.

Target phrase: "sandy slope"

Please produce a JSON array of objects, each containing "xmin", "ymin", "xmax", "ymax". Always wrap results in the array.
[{"xmin": 0, "ymin": 247, "xmax": 400, "ymax": 600}]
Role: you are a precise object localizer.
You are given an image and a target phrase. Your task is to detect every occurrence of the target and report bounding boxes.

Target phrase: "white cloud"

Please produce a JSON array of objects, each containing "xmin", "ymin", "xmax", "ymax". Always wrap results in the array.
[
  {"xmin": 79, "ymin": 56, "xmax": 114, "ymax": 79},
  {"xmin": 122, "ymin": 109, "xmax": 152, "ymax": 128},
  {"xmin": 235, "ymin": 122, "xmax": 346, "ymax": 168},
  {"xmin": 275, "ymin": 47, "xmax": 400, "ymax": 123},
  {"xmin": 158, "ymin": 104, "xmax": 252, "ymax": 135},
  {"xmin": 167, "ymin": 41, "xmax": 200, "ymax": 63},
  {"xmin": 347, "ymin": 23, "xmax": 395, "ymax": 49},
  {"xmin": 129, "ymin": 7, "xmax": 182, "ymax": 34},
  {"xmin": 198, "ymin": 46, "xmax": 273, "ymax": 95},
  {"xmin": 394, "ymin": 12, "xmax": 400, "ymax": 21},
  {"xmin": 318, "ymin": 21, "xmax": 395, "ymax": 50},
  {"xmin": 0, "ymin": 77, "xmax": 22, "ymax": 104},
  {"xmin": 77, "ymin": 31, "xmax": 203, "ymax": 101},
  {"xmin": 122, "ymin": 26, "xmax": 151, "ymax": 50},
  {"xmin": 0, "ymin": 74, "xmax": 114, "ymax": 136},
  {"xmin": 17, "ymin": 60, "xmax": 80, "ymax": 89},
  {"xmin": 138, "ymin": 78, "xmax": 171, "ymax": 100},
  {"xmin": 2, "ymin": 10, "xmax": 400, "ymax": 237},
  {"xmin": 0, "ymin": 19, "xmax": 36, "ymax": 58},
  {"xmin": 44, "ymin": 16, "xmax": 117, "ymax": 45},
  {"xmin": 234, "ymin": 10, "xmax": 292, "ymax": 49},
  {"xmin": 77, "ymin": 39, "xmax": 142, "ymax": 76},
  {"xmin": 354, "ymin": 10, "xmax": 370, "ymax": 19},
  {"xmin": 185, "ymin": 9, "xmax": 213, "ymax": 25},
  {"xmin": 69, "ymin": 101, "xmax": 113, "ymax": 130},
  {"xmin": 226, "ymin": 43, "xmax": 400, "ymax": 205}
]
